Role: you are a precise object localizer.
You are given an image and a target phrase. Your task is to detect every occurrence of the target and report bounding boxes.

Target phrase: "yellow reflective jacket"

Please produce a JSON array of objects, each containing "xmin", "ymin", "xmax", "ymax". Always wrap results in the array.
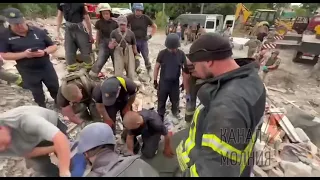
[{"xmin": 176, "ymin": 60, "xmax": 266, "ymax": 177}]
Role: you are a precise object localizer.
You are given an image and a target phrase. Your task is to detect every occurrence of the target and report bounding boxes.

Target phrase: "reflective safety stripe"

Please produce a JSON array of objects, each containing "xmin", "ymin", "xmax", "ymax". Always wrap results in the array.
[
  {"xmin": 177, "ymin": 100, "xmax": 260, "ymax": 176},
  {"xmin": 190, "ymin": 164, "xmax": 199, "ymax": 177},
  {"xmin": 202, "ymin": 134, "xmax": 242, "ymax": 163},
  {"xmin": 82, "ymin": 62, "xmax": 93, "ymax": 69},
  {"xmin": 177, "ymin": 105, "xmax": 204, "ymax": 172},
  {"xmin": 116, "ymin": 77, "xmax": 127, "ymax": 91},
  {"xmin": 67, "ymin": 64, "xmax": 78, "ymax": 71}
]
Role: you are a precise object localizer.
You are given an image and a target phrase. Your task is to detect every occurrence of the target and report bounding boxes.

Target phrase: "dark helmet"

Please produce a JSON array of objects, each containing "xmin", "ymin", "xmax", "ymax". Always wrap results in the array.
[{"xmin": 165, "ymin": 33, "xmax": 180, "ymax": 49}]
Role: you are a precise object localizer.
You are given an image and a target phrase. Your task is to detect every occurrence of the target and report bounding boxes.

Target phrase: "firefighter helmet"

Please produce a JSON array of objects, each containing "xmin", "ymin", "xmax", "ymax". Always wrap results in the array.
[
  {"xmin": 165, "ymin": 33, "xmax": 181, "ymax": 49},
  {"xmin": 97, "ymin": 3, "xmax": 112, "ymax": 13}
]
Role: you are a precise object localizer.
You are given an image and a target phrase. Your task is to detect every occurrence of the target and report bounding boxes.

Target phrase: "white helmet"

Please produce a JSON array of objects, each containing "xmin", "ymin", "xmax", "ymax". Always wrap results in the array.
[{"xmin": 97, "ymin": 3, "xmax": 111, "ymax": 13}]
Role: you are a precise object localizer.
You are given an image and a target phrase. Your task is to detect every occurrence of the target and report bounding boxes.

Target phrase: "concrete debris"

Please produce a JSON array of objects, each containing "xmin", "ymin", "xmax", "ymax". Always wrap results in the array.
[{"xmin": 253, "ymin": 102, "xmax": 320, "ymax": 177}]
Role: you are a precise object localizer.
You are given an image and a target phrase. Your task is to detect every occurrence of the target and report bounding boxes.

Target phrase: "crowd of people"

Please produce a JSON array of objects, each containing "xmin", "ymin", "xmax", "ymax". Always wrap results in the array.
[{"xmin": 0, "ymin": 2, "xmax": 282, "ymax": 177}]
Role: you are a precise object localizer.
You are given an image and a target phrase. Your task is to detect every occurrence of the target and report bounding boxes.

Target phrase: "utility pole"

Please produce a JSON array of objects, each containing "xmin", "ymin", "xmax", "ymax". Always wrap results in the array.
[
  {"xmin": 200, "ymin": 3, "xmax": 204, "ymax": 14},
  {"xmin": 163, "ymin": 3, "xmax": 166, "ymax": 23}
]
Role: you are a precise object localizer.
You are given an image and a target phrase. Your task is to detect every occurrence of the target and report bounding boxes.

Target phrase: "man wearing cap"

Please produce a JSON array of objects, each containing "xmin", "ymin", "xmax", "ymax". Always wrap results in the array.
[
  {"xmin": 74, "ymin": 122, "xmax": 159, "ymax": 177},
  {"xmin": 0, "ymin": 106, "xmax": 71, "ymax": 177},
  {"xmin": 261, "ymin": 50, "xmax": 281, "ymax": 83},
  {"xmin": 244, "ymin": 36, "xmax": 261, "ymax": 58},
  {"xmin": 0, "ymin": 8, "xmax": 59, "ymax": 108},
  {"xmin": 109, "ymin": 15, "xmax": 140, "ymax": 80},
  {"xmin": 92, "ymin": 76, "xmax": 137, "ymax": 133},
  {"xmin": 127, "ymin": 3, "xmax": 157, "ymax": 73},
  {"xmin": 176, "ymin": 33, "xmax": 266, "ymax": 177},
  {"xmin": 56, "ymin": 3, "xmax": 94, "ymax": 72}
]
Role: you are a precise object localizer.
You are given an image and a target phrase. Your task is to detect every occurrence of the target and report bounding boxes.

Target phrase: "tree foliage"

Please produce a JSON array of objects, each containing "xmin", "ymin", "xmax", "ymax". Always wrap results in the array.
[{"xmin": 0, "ymin": 3, "xmax": 318, "ymax": 21}]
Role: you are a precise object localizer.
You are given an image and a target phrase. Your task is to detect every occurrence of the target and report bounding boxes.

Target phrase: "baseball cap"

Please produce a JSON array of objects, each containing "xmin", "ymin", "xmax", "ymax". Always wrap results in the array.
[
  {"xmin": 187, "ymin": 33, "xmax": 232, "ymax": 62},
  {"xmin": 101, "ymin": 77, "xmax": 121, "ymax": 106},
  {"xmin": 3, "ymin": 8, "xmax": 24, "ymax": 24}
]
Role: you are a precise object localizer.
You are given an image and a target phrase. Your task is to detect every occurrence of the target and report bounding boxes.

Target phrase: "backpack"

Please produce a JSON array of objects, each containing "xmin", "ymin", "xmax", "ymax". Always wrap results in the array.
[
  {"xmin": 93, "ymin": 155, "xmax": 159, "ymax": 177},
  {"xmin": 61, "ymin": 71, "xmax": 94, "ymax": 102}
]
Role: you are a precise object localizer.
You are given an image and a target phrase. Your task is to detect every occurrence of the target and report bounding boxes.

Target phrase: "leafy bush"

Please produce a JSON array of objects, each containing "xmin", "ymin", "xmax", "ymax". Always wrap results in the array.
[
  {"xmin": 155, "ymin": 11, "xmax": 168, "ymax": 29},
  {"xmin": 0, "ymin": 3, "xmax": 57, "ymax": 19}
]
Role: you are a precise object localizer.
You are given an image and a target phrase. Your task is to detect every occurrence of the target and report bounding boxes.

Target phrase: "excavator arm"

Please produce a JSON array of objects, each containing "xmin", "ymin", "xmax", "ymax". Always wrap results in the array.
[{"xmin": 235, "ymin": 3, "xmax": 252, "ymax": 24}]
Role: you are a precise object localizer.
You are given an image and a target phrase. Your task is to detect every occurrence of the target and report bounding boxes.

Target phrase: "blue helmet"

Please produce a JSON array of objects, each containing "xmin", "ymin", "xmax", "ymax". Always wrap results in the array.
[
  {"xmin": 132, "ymin": 3, "xmax": 144, "ymax": 11},
  {"xmin": 77, "ymin": 122, "xmax": 116, "ymax": 153}
]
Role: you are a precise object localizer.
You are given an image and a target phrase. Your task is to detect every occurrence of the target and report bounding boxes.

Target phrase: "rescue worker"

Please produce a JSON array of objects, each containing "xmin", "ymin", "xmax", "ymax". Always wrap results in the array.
[
  {"xmin": 89, "ymin": 3, "xmax": 118, "ymax": 78},
  {"xmin": 109, "ymin": 15, "xmax": 140, "ymax": 80},
  {"xmin": 92, "ymin": 76, "xmax": 137, "ymax": 133},
  {"xmin": 176, "ymin": 22, "xmax": 182, "ymax": 40},
  {"xmin": 122, "ymin": 110, "xmax": 174, "ymax": 159},
  {"xmin": 190, "ymin": 22, "xmax": 198, "ymax": 42},
  {"xmin": 0, "ymin": 8, "xmax": 59, "ymax": 108},
  {"xmin": 182, "ymin": 59, "xmax": 202, "ymax": 124},
  {"xmin": 75, "ymin": 122, "xmax": 159, "ymax": 177},
  {"xmin": 244, "ymin": 36, "xmax": 261, "ymax": 58},
  {"xmin": 261, "ymin": 50, "xmax": 281, "ymax": 83},
  {"xmin": 57, "ymin": 70, "xmax": 100, "ymax": 124},
  {"xmin": 0, "ymin": 106, "xmax": 71, "ymax": 177},
  {"xmin": 153, "ymin": 33, "xmax": 186, "ymax": 119},
  {"xmin": 56, "ymin": 3, "xmax": 94, "ymax": 72},
  {"xmin": 127, "ymin": 3, "xmax": 157, "ymax": 73},
  {"xmin": 176, "ymin": 33, "xmax": 266, "ymax": 177}
]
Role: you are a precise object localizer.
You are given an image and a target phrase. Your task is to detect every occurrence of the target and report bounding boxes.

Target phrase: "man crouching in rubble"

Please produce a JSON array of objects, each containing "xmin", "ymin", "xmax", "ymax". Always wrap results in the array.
[
  {"xmin": 57, "ymin": 70, "xmax": 100, "ymax": 124},
  {"xmin": 109, "ymin": 15, "xmax": 140, "ymax": 80},
  {"xmin": 75, "ymin": 122, "xmax": 159, "ymax": 177},
  {"xmin": 261, "ymin": 50, "xmax": 281, "ymax": 83},
  {"xmin": 121, "ymin": 110, "xmax": 174, "ymax": 159},
  {"xmin": 0, "ymin": 106, "xmax": 71, "ymax": 177},
  {"xmin": 0, "ymin": 8, "xmax": 59, "ymax": 108},
  {"xmin": 92, "ymin": 76, "xmax": 137, "ymax": 133}
]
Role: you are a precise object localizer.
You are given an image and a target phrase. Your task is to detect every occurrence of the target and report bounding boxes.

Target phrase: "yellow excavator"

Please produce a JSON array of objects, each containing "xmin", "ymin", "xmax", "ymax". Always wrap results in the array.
[{"xmin": 235, "ymin": 3, "xmax": 295, "ymax": 36}]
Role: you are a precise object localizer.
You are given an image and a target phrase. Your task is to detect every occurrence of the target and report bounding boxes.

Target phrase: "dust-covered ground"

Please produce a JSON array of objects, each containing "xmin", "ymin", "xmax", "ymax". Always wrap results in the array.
[{"xmin": 1, "ymin": 17, "xmax": 320, "ymax": 176}]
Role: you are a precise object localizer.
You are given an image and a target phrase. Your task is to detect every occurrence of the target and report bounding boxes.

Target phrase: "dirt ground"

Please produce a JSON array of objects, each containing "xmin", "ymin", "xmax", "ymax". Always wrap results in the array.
[{"xmin": 1, "ymin": 18, "xmax": 320, "ymax": 176}]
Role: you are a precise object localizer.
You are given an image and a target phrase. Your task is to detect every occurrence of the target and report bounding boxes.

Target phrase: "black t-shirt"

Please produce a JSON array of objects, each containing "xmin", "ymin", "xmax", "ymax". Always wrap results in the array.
[
  {"xmin": 95, "ymin": 19, "xmax": 118, "ymax": 41},
  {"xmin": 110, "ymin": 29, "xmax": 136, "ymax": 48},
  {"xmin": 57, "ymin": 3, "xmax": 87, "ymax": 23},
  {"xmin": 128, "ymin": 109, "xmax": 167, "ymax": 137},
  {"xmin": 0, "ymin": 26, "xmax": 54, "ymax": 70},
  {"xmin": 127, "ymin": 14, "xmax": 153, "ymax": 40},
  {"xmin": 156, "ymin": 49, "xmax": 186, "ymax": 81},
  {"xmin": 91, "ymin": 78, "xmax": 137, "ymax": 106}
]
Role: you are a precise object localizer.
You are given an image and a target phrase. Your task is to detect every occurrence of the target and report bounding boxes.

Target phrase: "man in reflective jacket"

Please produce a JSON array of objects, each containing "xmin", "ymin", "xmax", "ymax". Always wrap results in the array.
[{"xmin": 176, "ymin": 33, "xmax": 266, "ymax": 177}]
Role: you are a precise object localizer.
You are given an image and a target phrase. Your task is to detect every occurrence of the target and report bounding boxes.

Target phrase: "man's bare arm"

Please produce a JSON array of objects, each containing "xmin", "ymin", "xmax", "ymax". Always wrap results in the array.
[
  {"xmin": 61, "ymin": 106, "xmax": 83, "ymax": 124},
  {"xmin": 0, "ymin": 52, "xmax": 27, "ymax": 61}
]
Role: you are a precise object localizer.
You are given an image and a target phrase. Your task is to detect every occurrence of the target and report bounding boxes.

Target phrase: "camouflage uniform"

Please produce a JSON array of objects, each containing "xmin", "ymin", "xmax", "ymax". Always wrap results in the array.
[
  {"xmin": 244, "ymin": 36, "xmax": 261, "ymax": 58},
  {"xmin": 261, "ymin": 50, "xmax": 281, "ymax": 83}
]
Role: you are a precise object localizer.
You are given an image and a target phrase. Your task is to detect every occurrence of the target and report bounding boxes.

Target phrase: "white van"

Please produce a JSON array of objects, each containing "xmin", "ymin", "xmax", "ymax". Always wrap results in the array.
[
  {"xmin": 204, "ymin": 14, "xmax": 224, "ymax": 33},
  {"xmin": 223, "ymin": 15, "xmax": 236, "ymax": 34}
]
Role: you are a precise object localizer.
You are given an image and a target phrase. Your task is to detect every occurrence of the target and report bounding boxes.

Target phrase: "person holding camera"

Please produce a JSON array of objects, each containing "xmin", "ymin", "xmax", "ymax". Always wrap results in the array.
[{"xmin": 0, "ymin": 8, "xmax": 59, "ymax": 108}]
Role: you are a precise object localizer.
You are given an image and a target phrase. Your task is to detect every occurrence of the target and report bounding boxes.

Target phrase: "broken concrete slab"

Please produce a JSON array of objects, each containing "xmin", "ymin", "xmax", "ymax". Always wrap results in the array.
[
  {"xmin": 295, "ymin": 128, "xmax": 310, "ymax": 143},
  {"xmin": 253, "ymin": 165, "xmax": 268, "ymax": 177},
  {"xmin": 268, "ymin": 167, "xmax": 284, "ymax": 177}
]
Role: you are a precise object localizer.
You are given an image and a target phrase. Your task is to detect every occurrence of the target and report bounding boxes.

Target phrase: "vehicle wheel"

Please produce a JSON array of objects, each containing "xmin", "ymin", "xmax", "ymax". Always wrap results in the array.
[{"xmin": 293, "ymin": 51, "xmax": 302, "ymax": 62}]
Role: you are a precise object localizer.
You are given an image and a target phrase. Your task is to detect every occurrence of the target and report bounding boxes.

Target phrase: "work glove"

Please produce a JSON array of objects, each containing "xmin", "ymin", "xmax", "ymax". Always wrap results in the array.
[
  {"xmin": 262, "ymin": 66, "xmax": 269, "ymax": 73},
  {"xmin": 147, "ymin": 35, "xmax": 152, "ymax": 40},
  {"xmin": 185, "ymin": 94, "xmax": 191, "ymax": 102},
  {"xmin": 153, "ymin": 80, "xmax": 158, "ymax": 89}
]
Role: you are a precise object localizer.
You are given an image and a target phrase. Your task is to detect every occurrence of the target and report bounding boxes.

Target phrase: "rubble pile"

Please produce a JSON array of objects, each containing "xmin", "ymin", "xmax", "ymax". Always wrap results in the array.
[{"xmin": 253, "ymin": 103, "xmax": 320, "ymax": 177}]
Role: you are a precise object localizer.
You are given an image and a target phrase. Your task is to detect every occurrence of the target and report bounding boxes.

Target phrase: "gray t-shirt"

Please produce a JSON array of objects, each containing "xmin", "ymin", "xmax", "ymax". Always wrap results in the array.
[{"xmin": 0, "ymin": 106, "xmax": 60, "ymax": 157}]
